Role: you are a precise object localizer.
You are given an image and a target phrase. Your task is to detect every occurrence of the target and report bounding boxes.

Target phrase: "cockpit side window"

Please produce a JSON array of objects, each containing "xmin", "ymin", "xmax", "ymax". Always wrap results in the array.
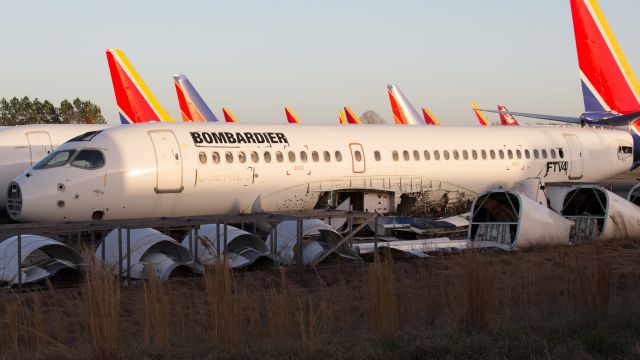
[
  {"xmin": 33, "ymin": 149, "xmax": 77, "ymax": 170},
  {"xmin": 70, "ymin": 150, "xmax": 105, "ymax": 169},
  {"xmin": 65, "ymin": 131, "xmax": 103, "ymax": 143}
]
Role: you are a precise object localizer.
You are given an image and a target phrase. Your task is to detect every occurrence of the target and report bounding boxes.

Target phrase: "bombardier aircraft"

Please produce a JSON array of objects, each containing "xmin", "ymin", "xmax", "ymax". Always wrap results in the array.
[{"xmin": 7, "ymin": 122, "xmax": 634, "ymax": 222}]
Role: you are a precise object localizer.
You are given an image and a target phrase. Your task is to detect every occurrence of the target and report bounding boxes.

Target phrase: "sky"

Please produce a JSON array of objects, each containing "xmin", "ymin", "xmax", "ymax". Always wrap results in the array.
[{"xmin": 1, "ymin": 0, "xmax": 639, "ymax": 125}]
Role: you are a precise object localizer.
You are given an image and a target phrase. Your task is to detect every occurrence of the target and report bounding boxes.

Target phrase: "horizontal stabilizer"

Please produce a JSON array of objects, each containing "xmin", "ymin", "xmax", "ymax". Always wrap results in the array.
[{"xmin": 479, "ymin": 109, "xmax": 582, "ymax": 124}]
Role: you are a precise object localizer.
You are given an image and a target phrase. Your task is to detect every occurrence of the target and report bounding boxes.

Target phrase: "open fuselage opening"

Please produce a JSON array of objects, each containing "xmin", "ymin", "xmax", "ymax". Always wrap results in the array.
[
  {"xmin": 560, "ymin": 187, "xmax": 607, "ymax": 242},
  {"xmin": 469, "ymin": 191, "xmax": 520, "ymax": 245}
]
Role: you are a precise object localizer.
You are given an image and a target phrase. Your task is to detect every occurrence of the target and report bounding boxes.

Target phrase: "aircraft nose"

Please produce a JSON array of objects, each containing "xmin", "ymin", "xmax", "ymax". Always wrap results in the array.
[{"xmin": 7, "ymin": 182, "xmax": 22, "ymax": 221}]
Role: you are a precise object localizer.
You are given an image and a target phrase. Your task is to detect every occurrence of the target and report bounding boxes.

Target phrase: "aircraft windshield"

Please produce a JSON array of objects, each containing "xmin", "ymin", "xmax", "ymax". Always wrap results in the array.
[
  {"xmin": 70, "ymin": 149, "xmax": 105, "ymax": 169},
  {"xmin": 33, "ymin": 149, "xmax": 77, "ymax": 170}
]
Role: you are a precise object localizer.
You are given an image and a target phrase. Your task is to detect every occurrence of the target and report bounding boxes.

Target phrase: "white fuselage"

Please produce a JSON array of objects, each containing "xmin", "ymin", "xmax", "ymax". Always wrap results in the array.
[
  {"xmin": 9, "ymin": 122, "xmax": 633, "ymax": 222},
  {"xmin": 0, "ymin": 124, "xmax": 108, "ymax": 208}
]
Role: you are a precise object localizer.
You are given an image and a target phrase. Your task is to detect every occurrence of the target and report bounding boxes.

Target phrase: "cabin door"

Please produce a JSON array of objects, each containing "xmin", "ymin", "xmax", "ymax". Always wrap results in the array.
[
  {"xmin": 349, "ymin": 143, "xmax": 366, "ymax": 173},
  {"xmin": 564, "ymin": 135, "xmax": 583, "ymax": 179},
  {"xmin": 148, "ymin": 130, "xmax": 184, "ymax": 193},
  {"xmin": 26, "ymin": 131, "xmax": 53, "ymax": 165}
]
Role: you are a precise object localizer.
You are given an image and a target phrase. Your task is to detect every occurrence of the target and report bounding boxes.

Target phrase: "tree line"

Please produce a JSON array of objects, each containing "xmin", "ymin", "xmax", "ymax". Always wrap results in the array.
[{"xmin": 0, "ymin": 97, "xmax": 106, "ymax": 125}]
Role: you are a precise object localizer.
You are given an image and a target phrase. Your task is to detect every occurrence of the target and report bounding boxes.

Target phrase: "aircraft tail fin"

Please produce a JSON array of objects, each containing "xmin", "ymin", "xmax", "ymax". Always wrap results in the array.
[
  {"xmin": 387, "ymin": 84, "xmax": 425, "ymax": 125},
  {"xmin": 572, "ymin": 0, "xmax": 640, "ymax": 114},
  {"xmin": 105, "ymin": 49, "xmax": 174, "ymax": 124},
  {"xmin": 497, "ymin": 105, "xmax": 519, "ymax": 126},
  {"xmin": 472, "ymin": 102, "xmax": 491, "ymax": 126},
  {"xmin": 173, "ymin": 74, "xmax": 218, "ymax": 122},
  {"xmin": 422, "ymin": 107, "xmax": 440, "ymax": 125},
  {"xmin": 285, "ymin": 107, "xmax": 302, "ymax": 124},
  {"xmin": 344, "ymin": 107, "xmax": 362, "ymax": 124},
  {"xmin": 222, "ymin": 107, "xmax": 239, "ymax": 123},
  {"xmin": 339, "ymin": 110, "xmax": 347, "ymax": 124}
]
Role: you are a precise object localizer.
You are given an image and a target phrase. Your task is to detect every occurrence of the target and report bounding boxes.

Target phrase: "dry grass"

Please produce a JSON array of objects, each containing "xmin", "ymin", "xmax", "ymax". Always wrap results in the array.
[{"xmin": 0, "ymin": 239, "xmax": 639, "ymax": 359}]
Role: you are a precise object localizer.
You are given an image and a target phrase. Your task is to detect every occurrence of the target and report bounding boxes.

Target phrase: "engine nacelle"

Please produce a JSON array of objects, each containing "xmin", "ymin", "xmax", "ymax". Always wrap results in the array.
[
  {"xmin": 547, "ymin": 185, "xmax": 640, "ymax": 242},
  {"xmin": 468, "ymin": 190, "xmax": 572, "ymax": 249}
]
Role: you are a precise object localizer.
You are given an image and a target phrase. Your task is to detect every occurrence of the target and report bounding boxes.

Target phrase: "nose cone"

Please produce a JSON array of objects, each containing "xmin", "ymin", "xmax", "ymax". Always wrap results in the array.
[{"xmin": 6, "ymin": 182, "xmax": 22, "ymax": 221}]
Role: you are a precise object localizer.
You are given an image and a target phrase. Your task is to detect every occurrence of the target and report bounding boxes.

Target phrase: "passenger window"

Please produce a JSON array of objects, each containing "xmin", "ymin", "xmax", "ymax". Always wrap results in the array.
[
  {"xmin": 251, "ymin": 151, "xmax": 259, "ymax": 163},
  {"xmin": 403, "ymin": 150, "xmax": 410, "ymax": 161},
  {"xmin": 550, "ymin": 149, "xmax": 557, "ymax": 159},
  {"xmin": 481, "ymin": 150, "xmax": 487, "ymax": 160},
  {"xmin": 507, "ymin": 150, "xmax": 513, "ymax": 159},
  {"xmin": 312, "ymin": 151, "xmax": 319, "ymax": 162},
  {"xmin": 374, "ymin": 151, "xmax": 381, "ymax": 161},
  {"xmin": 264, "ymin": 151, "xmax": 272, "ymax": 163},
  {"xmin": 434, "ymin": 150, "xmax": 440, "ymax": 160},
  {"xmin": 443, "ymin": 150, "xmax": 450, "ymax": 160},
  {"xmin": 288, "ymin": 151, "xmax": 296, "ymax": 162},
  {"xmin": 33, "ymin": 149, "xmax": 77, "ymax": 170},
  {"xmin": 489, "ymin": 150, "xmax": 496, "ymax": 159},
  {"xmin": 392, "ymin": 151, "xmax": 399, "ymax": 161},
  {"xmin": 524, "ymin": 149, "xmax": 530, "ymax": 159},
  {"xmin": 225, "ymin": 151, "xmax": 233, "ymax": 163},
  {"xmin": 471, "ymin": 150, "xmax": 477, "ymax": 160},
  {"xmin": 335, "ymin": 151, "xmax": 343, "ymax": 162},
  {"xmin": 413, "ymin": 150, "xmax": 420, "ymax": 161},
  {"xmin": 453, "ymin": 150, "xmax": 459, "ymax": 160},
  {"xmin": 276, "ymin": 151, "xmax": 284, "ymax": 163},
  {"xmin": 238, "ymin": 151, "xmax": 247, "ymax": 163},
  {"xmin": 533, "ymin": 149, "xmax": 539, "ymax": 159},
  {"xmin": 212, "ymin": 152, "xmax": 220, "ymax": 164},
  {"xmin": 541, "ymin": 149, "xmax": 548, "ymax": 159},
  {"xmin": 516, "ymin": 149, "xmax": 522, "ymax": 159},
  {"xmin": 424, "ymin": 150, "xmax": 430, "ymax": 160},
  {"xmin": 300, "ymin": 151, "xmax": 308, "ymax": 162},
  {"xmin": 499, "ymin": 150, "xmax": 505, "ymax": 159},
  {"xmin": 354, "ymin": 150, "xmax": 362, "ymax": 161},
  {"xmin": 199, "ymin": 152, "xmax": 207, "ymax": 164},
  {"xmin": 70, "ymin": 150, "xmax": 105, "ymax": 170},
  {"xmin": 558, "ymin": 149, "xmax": 564, "ymax": 159},
  {"xmin": 324, "ymin": 151, "xmax": 331, "ymax": 162}
]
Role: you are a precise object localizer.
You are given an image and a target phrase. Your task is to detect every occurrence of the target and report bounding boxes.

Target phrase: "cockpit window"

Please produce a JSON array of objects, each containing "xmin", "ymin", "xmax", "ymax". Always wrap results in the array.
[
  {"xmin": 70, "ymin": 150, "xmax": 105, "ymax": 169},
  {"xmin": 65, "ymin": 131, "xmax": 103, "ymax": 143},
  {"xmin": 33, "ymin": 149, "xmax": 77, "ymax": 170}
]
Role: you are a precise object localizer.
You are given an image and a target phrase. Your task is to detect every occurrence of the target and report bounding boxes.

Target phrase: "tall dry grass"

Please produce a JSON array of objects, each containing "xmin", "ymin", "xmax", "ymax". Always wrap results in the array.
[
  {"xmin": 142, "ymin": 272, "xmax": 171, "ymax": 352},
  {"xmin": 367, "ymin": 255, "xmax": 399, "ymax": 336},
  {"xmin": 575, "ymin": 251, "xmax": 612, "ymax": 321},
  {"xmin": 204, "ymin": 256, "xmax": 239, "ymax": 351},
  {"xmin": 461, "ymin": 251, "xmax": 495, "ymax": 331},
  {"xmin": 84, "ymin": 256, "xmax": 120, "ymax": 360}
]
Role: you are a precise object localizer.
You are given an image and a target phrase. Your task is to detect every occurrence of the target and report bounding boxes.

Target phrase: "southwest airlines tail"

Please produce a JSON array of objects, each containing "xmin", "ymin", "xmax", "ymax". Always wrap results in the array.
[
  {"xmin": 285, "ymin": 107, "xmax": 302, "ymax": 124},
  {"xmin": 497, "ymin": 105, "xmax": 519, "ymax": 126},
  {"xmin": 472, "ymin": 102, "xmax": 491, "ymax": 126},
  {"xmin": 572, "ymin": 0, "xmax": 640, "ymax": 116},
  {"xmin": 173, "ymin": 74, "xmax": 218, "ymax": 122},
  {"xmin": 339, "ymin": 110, "xmax": 347, "ymax": 124},
  {"xmin": 422, "ymin": 107, "xmax": 440, "ymax": 125},
  {"xmin": 387, "ymin": 84, "xmax": 426, "ymax": 125},
  {"xmin": 344, "ymin": 107, "xmax": 362, "ymax": 124},
  {"xmin": 106, "ymin": 49, "xmax": 174, "ymax": 124},
  {"xmin": 222, "ymin": 107, "xmax": 239, "ymax": 123}
]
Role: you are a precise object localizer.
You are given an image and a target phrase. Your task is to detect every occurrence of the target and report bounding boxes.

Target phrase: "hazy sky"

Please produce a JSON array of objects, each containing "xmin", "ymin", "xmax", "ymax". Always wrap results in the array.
[{"xmin": 2, "ymin": 0, "xmax": 639, "ymax": 125}]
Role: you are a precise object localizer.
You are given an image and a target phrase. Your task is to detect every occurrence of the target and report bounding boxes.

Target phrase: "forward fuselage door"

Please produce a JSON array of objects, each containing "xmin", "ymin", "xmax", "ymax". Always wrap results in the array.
[
  {"xmin": 148, "ymin": 130, "xmax": 184, "ymax": 193},
  {"xmin": 564, "ymin": 134, "xmax": 584, "ymax": 180},
  {"xmin": 26, "ymin": 131, "xmax": 53, "ymax": 165},
  {"xmin": 349, "ymin": 143, "xmax": 366, "ymax": 173}
]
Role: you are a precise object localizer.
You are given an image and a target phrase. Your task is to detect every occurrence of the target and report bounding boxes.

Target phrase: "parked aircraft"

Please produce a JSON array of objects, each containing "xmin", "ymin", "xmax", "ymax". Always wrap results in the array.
[
  {"xmin": 498, "ymin": 105, "xmax": 519, "ymax": 126},
  {"xmin": 387, "ymin": 84, "xmax": 430, "ymax": 125},
  {"xmin": 285, "ymin": 107, "xmax": 302, "ymax": 124},
  {"xmin": 422, "ymin": 107, "xmax": 441, "ymax": 125},
  {"xmin": 8, "ymin": 121, "xmax": 634, "ymax": 222},
  {"xmin": 339, "ymin": 110, "xmax": 347, "ymax": 124},
  {"xmin": 343, "ymin": 107, "xmax": 362, "ymax": 124},
  {"xmin": 222, "ymin": 108, "xmax": 239, "ymax": 123},
  {"xmin": 472, "ymin": 102, "xmax": 491, "ymax": 126},
  {"xmin": 173, "ymin": 74, "xmax": 219, "ymax": 122}
]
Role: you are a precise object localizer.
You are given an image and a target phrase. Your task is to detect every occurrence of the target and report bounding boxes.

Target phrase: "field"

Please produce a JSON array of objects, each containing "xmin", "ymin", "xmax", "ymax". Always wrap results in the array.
[{"xmin": 0, "ymin": 237, "xmax": 639, "ymax": 359}]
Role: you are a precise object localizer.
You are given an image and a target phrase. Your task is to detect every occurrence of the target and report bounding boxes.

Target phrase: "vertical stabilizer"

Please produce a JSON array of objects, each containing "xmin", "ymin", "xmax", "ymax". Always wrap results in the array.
[
  {"xmin": 285, "ymin": 107, "xmax": 302, "ymax": 124},
  {"xmin": 173, "ymin": 74, "xmax": 218, "ymax": 122},
  {"xmin": 387, "ymin": 84, "xmax": 426, "ymax": 125},
  {"xmin": 571, "ymin": 0, "xmax": 640, "ymax": 114},
  {"xmin": 497, "ymin": 105, "xmax": 519, "ymax": 126},
  {"xmin": 222, "ymin": 107, "xmax": 239, "ymax": 123},
  {"xmin": 472, "ymin": 102, "xmax": 491, "ymax": 126},
  {"xmin": 106, "ymin": 49, "xmax": 174, "ymax": 124},
  {"xmin": 344, "ymin": 107, "xmax": 363, "ymax": 124},
  {"xmin": 421, "ymin": 107, "xmax": 440, "ymax": 125},
  {"xmin": 339, "ymin": 110, "xmax": 347, "ymax": 124}
]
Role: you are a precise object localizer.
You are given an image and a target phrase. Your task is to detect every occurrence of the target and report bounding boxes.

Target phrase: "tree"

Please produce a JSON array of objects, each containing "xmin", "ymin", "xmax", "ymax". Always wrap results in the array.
[
  {"xmin": 0, "ymin": 97, "xmax": 106, "ymax": 125},
  {"xmin": 360, "ymin": 110, "xmax": 387, "ymax": 124}
]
